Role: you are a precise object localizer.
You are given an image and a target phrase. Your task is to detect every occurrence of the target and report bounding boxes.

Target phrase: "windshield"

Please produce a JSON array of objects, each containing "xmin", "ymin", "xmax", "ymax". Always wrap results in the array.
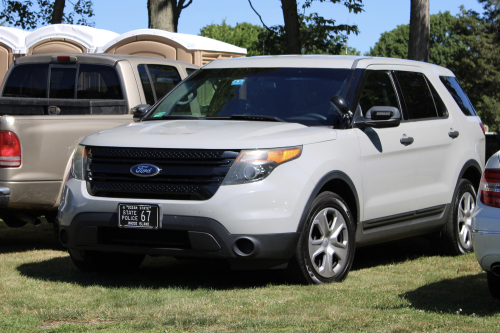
[{"xmin": 145, "ymin": 67, "xmax": 354, "ymax": 127}]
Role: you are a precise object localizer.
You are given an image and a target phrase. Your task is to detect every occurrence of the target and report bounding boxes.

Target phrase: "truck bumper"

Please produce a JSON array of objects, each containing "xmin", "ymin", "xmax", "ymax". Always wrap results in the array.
[
  {"xmin": 0, "ymin": 187, "xmax": 10, "ymax": 207},
  {"xmin": 0, "ymin": 181, "xmax": 60, "ymax": 210}
]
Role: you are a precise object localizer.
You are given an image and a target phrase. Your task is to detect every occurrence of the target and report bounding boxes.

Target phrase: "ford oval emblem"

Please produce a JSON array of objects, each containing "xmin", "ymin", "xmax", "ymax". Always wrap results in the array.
[{"xmin": 130, "ymin": 164, "xmax": 161, "ymax": 177}]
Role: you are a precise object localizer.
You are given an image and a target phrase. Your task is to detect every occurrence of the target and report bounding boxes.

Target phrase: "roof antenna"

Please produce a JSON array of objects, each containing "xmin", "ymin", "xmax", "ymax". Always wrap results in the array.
[{"xmin": 248, "ymin": 0, "xmax": 273, "ymax": 55}]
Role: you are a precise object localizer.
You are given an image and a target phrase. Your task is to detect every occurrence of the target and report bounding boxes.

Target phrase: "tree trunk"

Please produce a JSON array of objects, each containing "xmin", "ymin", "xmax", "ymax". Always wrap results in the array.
[
  {"xmin": 50, "ymin": 0, "xmax": 65, "ymax": 24},
  {"xmin": 408, "ymin": 0, "xmax": 430, "ymax": 62},
  {"xmin": 280, "ymin": 0, "xmax": 301, "ymax": 54},
  {"xmin": 148, "ymin": 0, "xmax": 176, "ymax": 32}
]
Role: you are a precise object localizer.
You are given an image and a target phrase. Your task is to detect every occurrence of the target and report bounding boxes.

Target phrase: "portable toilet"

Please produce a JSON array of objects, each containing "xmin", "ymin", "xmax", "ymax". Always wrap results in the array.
[
  {"xmin": 0, "ymin": 27, "xmax": 28, "ymax": 83},
  {"xmin": 25, "ymin": 24, "xmax": 119, "ymax": 55},
  {"xmin": 99, "ymin": 29, "xmax": 247, "ymax": 66}
]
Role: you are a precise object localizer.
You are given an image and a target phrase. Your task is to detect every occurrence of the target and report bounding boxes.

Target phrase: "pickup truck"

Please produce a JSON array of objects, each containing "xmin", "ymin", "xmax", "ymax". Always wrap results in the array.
[{"xmin": 0, "ymin": 53, "xmax": 198, "ymax": 228}]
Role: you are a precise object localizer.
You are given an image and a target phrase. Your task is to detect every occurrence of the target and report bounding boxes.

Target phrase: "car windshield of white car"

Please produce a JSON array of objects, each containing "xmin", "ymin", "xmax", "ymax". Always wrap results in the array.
[{"xmin": 145, "ymin": 68, "xmax": 353, "ymax": 127}]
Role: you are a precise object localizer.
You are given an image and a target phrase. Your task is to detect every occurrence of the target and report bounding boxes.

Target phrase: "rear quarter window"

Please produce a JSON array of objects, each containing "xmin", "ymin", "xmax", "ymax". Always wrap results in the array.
[
  {"xmin": 439, "ymin": 76, "xmax": 477, "ymax": 116},
  {"xmin": 3, "ymin": 64, "xmax": 49, "ymax": 98}
]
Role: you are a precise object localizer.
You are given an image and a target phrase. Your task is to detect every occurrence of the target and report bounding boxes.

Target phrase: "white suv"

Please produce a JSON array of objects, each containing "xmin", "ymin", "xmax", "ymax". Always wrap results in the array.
[{"xmin": 58, "ymin": 56, "xmax": 485, "ymax": 284}]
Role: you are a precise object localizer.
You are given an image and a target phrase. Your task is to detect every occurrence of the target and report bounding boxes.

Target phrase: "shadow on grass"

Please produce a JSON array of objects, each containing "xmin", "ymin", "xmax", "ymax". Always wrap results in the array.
[
  {"xmin": 0, "ymin": 221, "xmax": 63, "ymax": 254},
  {"xmin": 14, "ymin": 236, "xmax": 440, "ymax": 290},
  {"xmin": 352, "ymin": 236, "xmax": 435, "ymax": 271},
  {"xmin": 16, "ymin": 255, "xmax": 287, "ymax": 290},
  {"xmin": 401, "ymin": 273, "xmax": 500, "ymax": 316}
]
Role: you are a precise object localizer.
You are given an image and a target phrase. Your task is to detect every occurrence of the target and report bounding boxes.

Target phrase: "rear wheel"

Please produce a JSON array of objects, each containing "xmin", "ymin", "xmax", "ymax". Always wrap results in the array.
[
  {"xmin": 287, "ymin": 191, "xmax": 355, "ymax": 284},
  {"xmin": 69, "ymin": 250, "xmax": 145, "ymax": 273},
  {"xmin": 0, "ymin": 213, "xmax": 27, "ymax": 228},
  {"xmin": 435, "ymin": 179, "xmax": 476, "ymax": 255},
  {"xmin": 487, "ymin": 271, "xmax": 500, "ymax": 299}
]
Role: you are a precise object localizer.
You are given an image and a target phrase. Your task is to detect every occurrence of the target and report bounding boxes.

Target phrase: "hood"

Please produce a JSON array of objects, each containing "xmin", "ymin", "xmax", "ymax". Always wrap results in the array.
[{"xmin": 81, "ymin": 120, "xmax": 337, "ymax": 149}]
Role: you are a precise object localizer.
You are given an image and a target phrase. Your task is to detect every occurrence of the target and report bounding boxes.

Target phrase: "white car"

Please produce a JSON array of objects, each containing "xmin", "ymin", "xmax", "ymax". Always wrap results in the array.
[
  {"xmin": 472, "ymin": 151, "xmax": 500, "ymax": 298},
  {"xmin": 58, "ymin": 55, "xmax": 485, "ymax": 284}
]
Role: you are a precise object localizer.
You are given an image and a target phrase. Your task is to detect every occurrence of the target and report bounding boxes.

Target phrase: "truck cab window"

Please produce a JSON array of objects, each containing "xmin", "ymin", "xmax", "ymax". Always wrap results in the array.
[
  {"xmin": 77, "ymin": 64, "xmax": 123, "ymax": 100},
  {"xmin": 50, "ymin": 67, "xmax": 77, "ymax": 99},
  {"xmin": 3, "ymin": 64, "xmax": 48, "ymax": 98},
  {"xmin": 138, "ymin": 64, "xmax": 181, "ymax": 105}
]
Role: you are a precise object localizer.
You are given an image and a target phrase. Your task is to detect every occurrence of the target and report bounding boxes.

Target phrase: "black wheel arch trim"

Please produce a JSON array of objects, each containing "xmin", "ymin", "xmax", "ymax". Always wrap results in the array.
[
  {"xmin": 296, "ymin": 170, "xmax": 360, "ymax": 233},
  {"xmin": 457, "ymin": 159, "xmax": 483, "ymax": 192}
]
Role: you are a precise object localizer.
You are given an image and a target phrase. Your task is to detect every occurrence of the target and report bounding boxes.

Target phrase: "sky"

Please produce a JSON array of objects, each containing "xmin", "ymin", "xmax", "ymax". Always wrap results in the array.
[{"xmin": 91, "ymin": 0, "xmax": 484, "ymax": 55}]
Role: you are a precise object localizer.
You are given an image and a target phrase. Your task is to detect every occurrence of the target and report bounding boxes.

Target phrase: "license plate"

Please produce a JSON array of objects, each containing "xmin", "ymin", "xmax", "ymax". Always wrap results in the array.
[{"xmin": 118, "ymin": 204, "xmax": 160, "ymax": 228}]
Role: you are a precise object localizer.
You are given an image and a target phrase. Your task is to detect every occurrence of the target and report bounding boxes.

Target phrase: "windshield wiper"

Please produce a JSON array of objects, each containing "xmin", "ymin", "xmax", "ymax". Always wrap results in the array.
[
  {"xmin": 206, "ymin": 115, "xmax": 286, "ymax": 122},
  {"xmin": 159, "ymin": 115, "xmax": 203, "ymax": 120}
]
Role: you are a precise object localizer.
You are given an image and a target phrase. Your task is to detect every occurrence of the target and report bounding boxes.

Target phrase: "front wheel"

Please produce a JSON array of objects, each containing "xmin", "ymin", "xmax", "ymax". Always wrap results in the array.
[
  {"xmin": 435, "ymin": 179, "xmax": 476, "ymax": 255},
  {"xmin": 287, "ymin": 191, "xmax": 356, "ymax": 284},
  {"xmin": 69, "ymin": 250, "xmax": 145, "ymax": 273}
]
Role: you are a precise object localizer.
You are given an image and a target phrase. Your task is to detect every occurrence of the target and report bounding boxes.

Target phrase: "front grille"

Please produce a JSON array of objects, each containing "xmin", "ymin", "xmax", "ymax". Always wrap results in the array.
[
  {"xmin": 87, "ymin": 147, "xmax": 239, "ymax": 200},
  {"xmin": 99, "ymin": 227, "xmax": 191, "ymax": 248}
]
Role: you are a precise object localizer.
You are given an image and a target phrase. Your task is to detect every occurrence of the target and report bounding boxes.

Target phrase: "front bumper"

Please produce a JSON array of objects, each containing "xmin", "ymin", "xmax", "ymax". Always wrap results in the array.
[
  {"xmin": 472, "ymin": 201, "xmax": 500, "ymax": 271},
  {"xmin": 60, "ymin": 212, "xmax": 300, "ymax": 270}
]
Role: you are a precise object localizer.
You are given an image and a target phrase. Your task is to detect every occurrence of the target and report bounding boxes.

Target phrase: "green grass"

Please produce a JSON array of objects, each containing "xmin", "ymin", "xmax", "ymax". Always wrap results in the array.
[{"xmin": 1, "ymin": 221, "xmax": 500, "ymax": 332}]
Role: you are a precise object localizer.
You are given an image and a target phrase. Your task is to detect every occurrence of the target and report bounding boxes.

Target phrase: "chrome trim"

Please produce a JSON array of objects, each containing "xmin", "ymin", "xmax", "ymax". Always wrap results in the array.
[
  {"xmin": 0, "ymin": 187, "xmax": 10, "ymax": 195},
  {"xmin": 472, "ymin": 230, "xmax": 500, "ymax": 234}
]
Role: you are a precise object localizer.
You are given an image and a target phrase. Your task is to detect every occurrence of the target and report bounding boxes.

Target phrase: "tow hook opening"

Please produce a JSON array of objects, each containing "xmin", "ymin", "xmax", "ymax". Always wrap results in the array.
[{"xmin": 59, "ymin": 229, "xmax": 68, "ymax": 246}]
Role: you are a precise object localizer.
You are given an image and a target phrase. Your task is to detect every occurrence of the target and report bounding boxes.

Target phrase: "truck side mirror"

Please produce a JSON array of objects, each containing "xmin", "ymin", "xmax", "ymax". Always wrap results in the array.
[{"xmin": 131, "ymin": 104, "xmax": 151, "ymax": 122}]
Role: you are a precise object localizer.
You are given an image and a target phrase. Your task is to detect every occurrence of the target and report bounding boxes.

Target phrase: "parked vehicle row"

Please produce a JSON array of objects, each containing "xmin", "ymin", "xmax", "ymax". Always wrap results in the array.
[
  {"xmin": 56, "ymin": 55, "xmax": 485, "ymax": 284},
  {"xmin": 0, "ymin": 53, "xmax": 198, "ymax": 228}
]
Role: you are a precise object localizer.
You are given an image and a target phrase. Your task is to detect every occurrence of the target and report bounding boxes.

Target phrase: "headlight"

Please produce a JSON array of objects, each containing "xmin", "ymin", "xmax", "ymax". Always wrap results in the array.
[
  {"xmin": 70, "ymin": 145, "xmax": 88, "ymax": 180},
  {"xmin": 222, "ymin": 146, "xmax": 302, "ymax": 185}
]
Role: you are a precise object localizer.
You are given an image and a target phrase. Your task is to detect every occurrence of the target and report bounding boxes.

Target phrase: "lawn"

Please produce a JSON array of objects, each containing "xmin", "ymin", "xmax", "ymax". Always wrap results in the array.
[{"xmin": 1, "ymin": 221, "xmax": 499, "ymax": 333}]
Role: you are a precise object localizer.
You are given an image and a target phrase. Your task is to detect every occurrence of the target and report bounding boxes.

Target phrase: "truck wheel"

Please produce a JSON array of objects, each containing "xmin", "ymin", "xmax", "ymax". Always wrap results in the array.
[
  {"xmin": 435, "ymin": 179, "xmax": 476, "ymax": 255},
  {"xmin": 0, "ymin": 213, "xmax": 27, "ymax": 228},
  {"xmin": 69, "ymin": 250, "xmax": 145, "ymax": 273},
  {"xmin": 287, "ymin": 191, "xmax": 355, "ymax": 284}
]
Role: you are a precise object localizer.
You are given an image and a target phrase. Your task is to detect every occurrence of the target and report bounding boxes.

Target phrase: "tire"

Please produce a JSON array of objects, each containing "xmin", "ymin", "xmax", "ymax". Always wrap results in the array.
[
  {"xmin": 435, "ymin": 179, "xmax": 476, "ymax": 255},
  {"xmin": 487, "ymin": 272, "xmax": 500, "ymax": 299},
  {"xmin": 286, "ymin": 191, "xmax": 356, "ymax": 284},
  {"xmin": 0, "ymin": 213, "xmax": 27, "ymax": 228},
  {"xmin": 69, "ymin": 250, "xmax": 145, "ymax": 273}
]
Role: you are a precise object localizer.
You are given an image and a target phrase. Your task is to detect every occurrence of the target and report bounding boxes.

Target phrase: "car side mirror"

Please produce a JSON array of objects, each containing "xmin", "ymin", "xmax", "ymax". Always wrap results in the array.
[
  {"xmin": 131, "ymin": 104, "xmax": 151, "ymax": 122},
  {"xmin": 330, "ymin": 95, "xmax": 352, "ymax": 117},
  {"xmin": 353, "ymin": 106, "xmax": 401, "ymax": 129}
]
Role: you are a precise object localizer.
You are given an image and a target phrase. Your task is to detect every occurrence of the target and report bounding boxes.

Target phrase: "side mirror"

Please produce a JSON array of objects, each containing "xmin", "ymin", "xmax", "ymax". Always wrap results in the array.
[
  {"xmin": 330, "ymin": 95, "xmax": 351, "ymax": 117},
  {"xmin": 353, "ymin": 106, "xmax": 401, "ymax": 129},
  {"xmin": 131, "ymin": 104, "xmax": 151, "ymax": 122}
]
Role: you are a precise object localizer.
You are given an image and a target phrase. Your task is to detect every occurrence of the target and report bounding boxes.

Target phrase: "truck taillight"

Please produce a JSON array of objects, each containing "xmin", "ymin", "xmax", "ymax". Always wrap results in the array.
[
  {"xmin": 479, "ymin": 169, "xmax": 500, "ymax": 208},
  {"xmin": 480, "ymin": 122, "xmax": 486, "ymax": 135},
  {"xmin": 0, "ymin": 131, "xmax": 21, "ymax": 167}
]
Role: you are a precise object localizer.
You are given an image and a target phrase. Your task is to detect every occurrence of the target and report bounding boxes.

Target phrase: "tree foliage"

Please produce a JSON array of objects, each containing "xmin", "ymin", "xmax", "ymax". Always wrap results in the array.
[
  {"xmin": 200, "ymin": 19, "xmax": 264, "ymax": 56},
  {"xmin": 246, "ymin": 0, "xmax": 362, "ymax": 55},
  {"xmin": 367, "ymin": 1, "xmax": 500, "ymax": 131},
  {"xmin": 0, "ymin": 0, "xmax": 94, "ymax": 29}
]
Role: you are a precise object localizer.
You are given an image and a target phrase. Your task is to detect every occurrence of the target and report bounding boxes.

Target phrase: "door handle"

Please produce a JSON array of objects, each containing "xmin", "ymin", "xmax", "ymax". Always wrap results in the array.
[
  {"xmin": 400, "ymin": 137, "xmax": 414, "ymax": 145},
  {"xmin": 448, "ymin": 130, "xmax": 460, "ymax": 139}
]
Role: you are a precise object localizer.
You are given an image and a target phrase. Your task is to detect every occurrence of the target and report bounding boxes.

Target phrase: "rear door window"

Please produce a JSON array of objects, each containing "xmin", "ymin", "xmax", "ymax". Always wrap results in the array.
[
  {"xmin": 394, "ymin": 71, "xmax": 438, "ymax": 120},
  {"xmin": 3, "ymin": 64, "xmax": 49, "ymax": 98},
  {"xmin": 77, "ymin": 64, "xmax": 123, "ymax": 100},
  {"xmin": 138, "ymin": 64, "xmax": 181, "ymax": 105},
  {"xmin": 439, "ymin": 76, "xmax": 477, "ymax": 116}
]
